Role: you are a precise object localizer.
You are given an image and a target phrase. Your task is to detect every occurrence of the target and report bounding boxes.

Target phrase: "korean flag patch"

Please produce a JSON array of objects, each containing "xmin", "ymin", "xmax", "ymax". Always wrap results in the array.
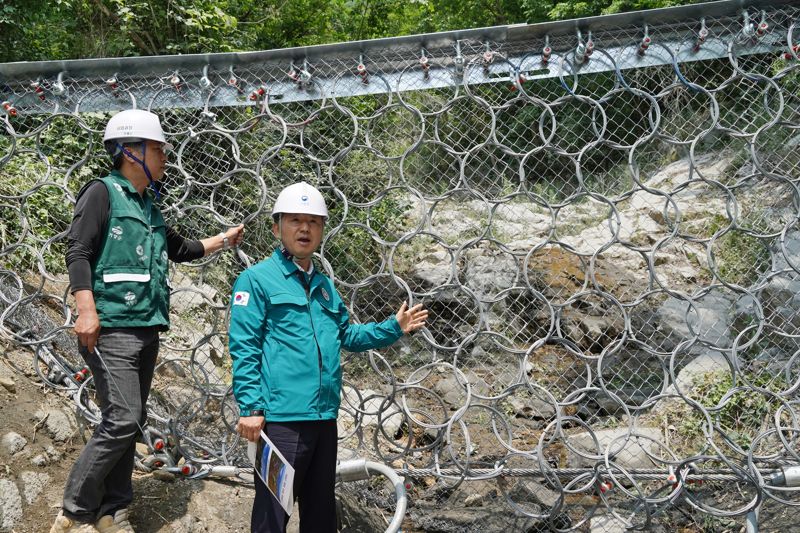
[{"xmin": 233, "ymin": 291, "xmax": 250, "ymax": 306}]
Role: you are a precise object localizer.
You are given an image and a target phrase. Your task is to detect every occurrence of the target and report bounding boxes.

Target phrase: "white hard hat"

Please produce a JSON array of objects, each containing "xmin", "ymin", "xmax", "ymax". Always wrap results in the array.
[
  {"xmin": 103, "ymin": 109, "xmax": 172, "ymax": 149},
  {"xmin": 272, "ymin": 181, "xmax": 328, "ymax": 219}
]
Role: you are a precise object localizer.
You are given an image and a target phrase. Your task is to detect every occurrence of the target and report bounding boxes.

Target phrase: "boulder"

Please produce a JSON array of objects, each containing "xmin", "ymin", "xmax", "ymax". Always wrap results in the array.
[
  {"xmin": 666, "ymin": 350, "xmax": 731, "ymax": 395},
  {"xmin": 566, "ymin": 427, "xmax": 663, "ymax": 470},
  {"xmin": 20, "ymin": 471, "xmax": 49, "ymax": 505},
  {"xmin": 433, "ymin": 371, "xmax": 489, "ymax": 407},
  {"xmin": 1, "ymin": 432, "xmax": 27, "ymax": 455},
  {"xmin": 33, "ymin": 408, "xmax": 77, "ymax": 442},
  {"xmin": 0, "ymin": 479, "xmax": 22, "ymax": 531},
  {"xmin": 0, "ymin": 377, "xmax": 16, "ymax": 394},
  {"xmin": 590, "ymin": 513, "xmax": 628, "ymax": 533}
]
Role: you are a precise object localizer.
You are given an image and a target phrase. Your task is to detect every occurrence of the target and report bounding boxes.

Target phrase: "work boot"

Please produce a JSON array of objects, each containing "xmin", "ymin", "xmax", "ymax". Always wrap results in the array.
[
  {"xmin": 113, "ymin": 509, "xmax": 135, "ymax": 533},
  {"xmin": 49, "ymin": 511, "xmax": 97, "ymax": 532},
  {"xmin": 94, "ymin": 515, "xmax": 124, "ymax": 533}
]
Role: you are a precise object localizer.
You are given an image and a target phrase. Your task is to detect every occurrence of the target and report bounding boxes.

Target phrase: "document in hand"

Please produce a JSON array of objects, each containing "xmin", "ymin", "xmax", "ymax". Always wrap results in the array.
[{"xmin": 247, "ymin": 431, "xmax": 296, "ymax": 515}]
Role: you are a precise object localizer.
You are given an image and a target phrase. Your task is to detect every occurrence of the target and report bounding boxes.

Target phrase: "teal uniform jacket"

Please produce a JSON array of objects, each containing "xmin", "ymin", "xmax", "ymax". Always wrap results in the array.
[{"xmin": 228, "ymin": 249, "xmax": 404, "ymax": 421}]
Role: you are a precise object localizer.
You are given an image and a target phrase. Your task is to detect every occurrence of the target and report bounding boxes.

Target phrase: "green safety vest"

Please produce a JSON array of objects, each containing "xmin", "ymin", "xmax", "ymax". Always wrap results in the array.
[{"xmin": 91, "ymin": 171, "xmax": 170, "ymax": 328}]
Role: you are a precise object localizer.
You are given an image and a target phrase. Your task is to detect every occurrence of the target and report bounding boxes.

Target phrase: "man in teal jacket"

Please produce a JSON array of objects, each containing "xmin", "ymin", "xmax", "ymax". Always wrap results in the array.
[{"xmin": 229, "ymin": 181, "xmax": 427, "ymax": 532}]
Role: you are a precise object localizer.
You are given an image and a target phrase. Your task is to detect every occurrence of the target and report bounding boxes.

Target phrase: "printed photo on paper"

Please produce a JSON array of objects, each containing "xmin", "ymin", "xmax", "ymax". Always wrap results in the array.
[{"xmin": 247, "ymin": 431, "xmax": 295, "ymax": 515}]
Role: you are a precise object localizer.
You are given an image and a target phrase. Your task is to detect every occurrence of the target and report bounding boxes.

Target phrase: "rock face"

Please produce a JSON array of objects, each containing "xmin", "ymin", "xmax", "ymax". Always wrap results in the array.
[
  {"xmin": 457, "ymin": 245, "xmax": 519, "ymax": 299},
  {"xmin": 590, "ymin": 513, "xmax": 629, "ymax": 533},
  {"xmin": 340, "ymin": 388, "xmax": 403, "ymax": 439},
  {"xmin": 759, "ymin": 230, "xmax": 800, "ymax": 334},
  {"xmin": 129, "ymin": 476, "xmax": 253, "ymax": 532},
  {"xmin": 4, "ymin": 148, "xmax": 800, "ymax": 533},
  {"xmin": 566, "ymin": 427, "xmax": 663, "ymax": 470},
  {"xmin": 337, "ymin": 490, "xmax": 396, "ymax": 532}
]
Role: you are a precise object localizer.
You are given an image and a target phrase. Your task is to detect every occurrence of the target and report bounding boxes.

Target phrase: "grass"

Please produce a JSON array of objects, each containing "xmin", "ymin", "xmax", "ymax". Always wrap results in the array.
[
  {"xmin": 555, "ymin": 199, "xmax": 612, "ymax": 238},
  {"xmin": 647, "ymin": 369, "xmax": 789, "ymax": 456},
  {"xmin": 679, "ymin": 209, "xmax": 772, "ymax": 288}
]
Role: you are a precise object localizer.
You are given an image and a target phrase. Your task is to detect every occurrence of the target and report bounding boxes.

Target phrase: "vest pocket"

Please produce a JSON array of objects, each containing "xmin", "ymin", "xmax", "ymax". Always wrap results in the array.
[{"xmin": 97, "ymin": 266, "xmax": 152, "ymax": 318}]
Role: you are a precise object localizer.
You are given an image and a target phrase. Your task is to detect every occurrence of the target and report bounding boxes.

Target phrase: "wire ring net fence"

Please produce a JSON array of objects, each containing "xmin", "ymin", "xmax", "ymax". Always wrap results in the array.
[{"xmin": 1, "ymin": 1, "xmax": 800, "ymax": 530}]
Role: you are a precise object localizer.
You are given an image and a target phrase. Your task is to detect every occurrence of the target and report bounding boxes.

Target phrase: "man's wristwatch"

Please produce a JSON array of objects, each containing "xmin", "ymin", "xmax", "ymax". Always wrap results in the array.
[
  {"xmin": 240, "ymin": 409, "xmax": 264, "ymax": 417},
  {"xmin": 218, "ymin": 232, "xmax": 231, "ymax": 250}
]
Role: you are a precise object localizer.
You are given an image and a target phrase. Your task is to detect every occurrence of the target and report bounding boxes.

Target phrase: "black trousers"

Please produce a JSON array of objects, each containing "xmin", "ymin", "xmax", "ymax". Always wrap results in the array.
[{"xmin": 252, "ymin": 420, "xmax": 338, "ymax": 533}]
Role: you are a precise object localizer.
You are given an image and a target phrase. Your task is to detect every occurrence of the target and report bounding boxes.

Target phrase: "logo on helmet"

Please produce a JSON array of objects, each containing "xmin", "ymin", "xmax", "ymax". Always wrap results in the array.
[{"xmin": 300, "ymin": 195, "xmax": 309, "ymax": 204}]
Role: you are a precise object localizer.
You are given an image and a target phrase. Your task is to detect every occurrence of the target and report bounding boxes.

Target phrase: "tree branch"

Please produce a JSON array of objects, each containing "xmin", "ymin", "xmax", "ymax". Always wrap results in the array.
[{"xmin": 89, "ymin": 0, "xmax": 156, "ymax": 55}]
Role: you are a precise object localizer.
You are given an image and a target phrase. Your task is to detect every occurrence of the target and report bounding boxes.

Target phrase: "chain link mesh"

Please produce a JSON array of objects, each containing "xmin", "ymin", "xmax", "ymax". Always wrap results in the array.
[{"xmin": 2, "ymin": 2, "xmax": 800, "ymax": 530}]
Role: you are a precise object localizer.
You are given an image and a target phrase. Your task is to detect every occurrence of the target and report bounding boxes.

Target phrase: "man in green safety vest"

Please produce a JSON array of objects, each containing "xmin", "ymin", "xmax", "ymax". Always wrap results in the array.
[{"xmin": 51, "ymin": 109, "xmax": 245, "ymax": 533}]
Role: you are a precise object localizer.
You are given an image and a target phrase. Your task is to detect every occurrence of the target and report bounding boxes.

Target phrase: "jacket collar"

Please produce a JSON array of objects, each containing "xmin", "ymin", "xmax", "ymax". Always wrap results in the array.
[
  {"xmin": 274, "ymin": 248, "xmax": 297, "ymax": 278},
  {"xmin": 108, "ymin": 170, "xmax": 155, "ymax": 200},
  {"xmin": 273, "ymin": 248, "xmax": 316, "ymax": 278},
  {"xmin": 272, "ymin": 249, "xmax": 324, "ymax": 292},
  {"xmin": 109, "ymin": 170, "xmax": 138, "ymax": 193}
]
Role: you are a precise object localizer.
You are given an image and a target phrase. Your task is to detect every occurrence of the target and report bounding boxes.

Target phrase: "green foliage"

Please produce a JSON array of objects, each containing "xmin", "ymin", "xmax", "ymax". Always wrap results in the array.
[
  {"xmin": 322, "ymin": 194, "xmax": 412, "ymax": 280},
  {"xmin": 713, "ymin": 230, "xmax": 771, "ymax": 288},
  {"xmin": 773, "ymin": 58, "xmax": 800, "ymax": 96},
  {"xmin": 2, "ymin": 0, "xmax": 708, "ymax": 63},
  {"xmin": 0, "ymin": 190, "xmax": 71, "ymax": 276},
  {"xmin": 600, "ymin": 0, "xmax": 704, "ymax": 15},
  {"xmin": 699, "ymin": 214, "xmax": 772, "ymax": 288},
  {"xmin": 689, "ymin": 370, "xmax": 786, "ymax": 451}
]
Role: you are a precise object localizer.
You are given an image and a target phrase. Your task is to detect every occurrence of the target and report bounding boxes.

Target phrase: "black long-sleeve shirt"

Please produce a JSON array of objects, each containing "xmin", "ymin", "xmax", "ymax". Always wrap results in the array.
[{"xmin": 66, "ymin": 180, "xmax": 204, "ymax": 293}]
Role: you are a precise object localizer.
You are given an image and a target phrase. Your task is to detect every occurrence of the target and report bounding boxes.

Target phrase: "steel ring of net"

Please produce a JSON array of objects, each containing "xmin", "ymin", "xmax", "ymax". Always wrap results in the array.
[{"xmin": 2, "ymin": 3, "xmax": 800, "ymax": 530}]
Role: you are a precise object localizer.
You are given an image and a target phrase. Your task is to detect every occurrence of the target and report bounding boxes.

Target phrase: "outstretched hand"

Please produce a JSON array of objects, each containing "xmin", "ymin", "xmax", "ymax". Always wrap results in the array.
[
  {"xmin": 225, "ymin": 224, "xmax": 245, "ymax": 247},
  {"xmin": 395, "ymin": 301, "xmax": 428, "ymax": 334}
]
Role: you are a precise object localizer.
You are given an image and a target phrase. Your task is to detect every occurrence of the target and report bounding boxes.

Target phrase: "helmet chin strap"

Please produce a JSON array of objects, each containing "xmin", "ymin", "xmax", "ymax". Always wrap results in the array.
[{"xmin": 117, "ymin": 141, "xmax": 161, "ymax": 199}]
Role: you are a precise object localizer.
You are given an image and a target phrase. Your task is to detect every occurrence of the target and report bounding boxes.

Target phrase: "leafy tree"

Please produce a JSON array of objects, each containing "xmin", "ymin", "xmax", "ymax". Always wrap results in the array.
[{"xmin": 1, "ymin": 0, "xmax": 706, "ymax": 63}]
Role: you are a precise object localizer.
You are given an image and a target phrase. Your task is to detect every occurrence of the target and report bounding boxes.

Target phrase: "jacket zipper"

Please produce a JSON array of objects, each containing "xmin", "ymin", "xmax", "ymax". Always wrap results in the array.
[{"xmin": 299, "ymin": 271, "xmax": 324, "ymax": 418}]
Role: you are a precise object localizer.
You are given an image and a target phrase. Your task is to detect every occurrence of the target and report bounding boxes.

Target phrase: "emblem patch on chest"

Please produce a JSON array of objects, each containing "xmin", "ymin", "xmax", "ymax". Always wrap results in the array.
[
  {"xmin": 321, "ymin": 288, "xmax": 330, "ymax": 301},
  {"xmin": 124, "ymin": 291, "xmax": 136, "ymax": 306}
]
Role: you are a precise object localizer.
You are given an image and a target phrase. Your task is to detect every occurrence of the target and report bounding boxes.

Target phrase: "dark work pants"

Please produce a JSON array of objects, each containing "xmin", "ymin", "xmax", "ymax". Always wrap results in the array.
[
  {"xmin": 252, "ymin": 420, "xmax": 338, "ymax": 533},
  {"xmin": 62, "ymin": 327, "xmax": 159, "ymax": 523}
]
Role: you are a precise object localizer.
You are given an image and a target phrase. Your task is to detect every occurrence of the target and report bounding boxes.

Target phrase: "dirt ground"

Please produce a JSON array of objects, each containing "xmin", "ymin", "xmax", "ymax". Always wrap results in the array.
[
  {"xmin": 0, "ymin": 343, "xmax": 256, "ymax": 533},
  {"xmin": 4, "ymin": 337, "xmax": 800, "ymax": 533}
]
